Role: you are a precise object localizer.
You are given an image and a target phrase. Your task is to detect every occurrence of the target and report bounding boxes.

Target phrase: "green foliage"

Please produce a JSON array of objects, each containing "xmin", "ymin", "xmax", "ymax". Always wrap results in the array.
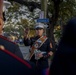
[
  {"xmin": 47, "ymin": 0, "xmax": 76, "ymax": 41},
  {"xmin": 4, "ymin": 1, "xmax": 36, "ymax": 37},
  {"xmin": 59, "ymin": 0, "xmax": 76, "ymax": 22},
  {"xmin": 5, "ymin": 0, "xmax": 76, "ymax": 40}
]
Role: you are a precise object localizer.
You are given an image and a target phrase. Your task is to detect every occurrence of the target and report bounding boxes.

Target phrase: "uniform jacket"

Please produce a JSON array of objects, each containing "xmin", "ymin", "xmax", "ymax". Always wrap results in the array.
[
  {"xmin": 0, "ymin": 48, "xmax": 35, "ymax": 75},
  {"xmin": 23, "ymin": 36, "xmax": 52, "ymax": 69},
  {"xmin": 0, "ymin": 35, "xmax": 23, "ymax": 59}
]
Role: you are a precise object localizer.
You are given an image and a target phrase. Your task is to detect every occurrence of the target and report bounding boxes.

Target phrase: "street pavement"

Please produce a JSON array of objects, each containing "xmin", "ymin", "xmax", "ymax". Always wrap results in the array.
[{"xmin": 19, "ymin": 45, "xmax": 30, "ymax": 60}]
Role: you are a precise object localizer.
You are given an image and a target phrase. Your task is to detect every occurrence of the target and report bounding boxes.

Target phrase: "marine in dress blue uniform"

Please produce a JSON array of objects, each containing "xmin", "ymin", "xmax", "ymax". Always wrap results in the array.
[
  {"xmin": 0, "ymin": 0, "xmax": 34, "ymax": 75},
  {"xmin": 23, "ymin": 23, "xmax": 53, "ymax": 75},
  {"xmin": 0, "ymin": 1, "xmax": 35, "ymax": 75}
]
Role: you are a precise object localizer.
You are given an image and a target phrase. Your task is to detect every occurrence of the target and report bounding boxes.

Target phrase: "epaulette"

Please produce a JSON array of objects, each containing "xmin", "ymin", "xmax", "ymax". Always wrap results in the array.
[{"xmin": 0, "ymin": 35, "xmax": 17, "ymax": 45}]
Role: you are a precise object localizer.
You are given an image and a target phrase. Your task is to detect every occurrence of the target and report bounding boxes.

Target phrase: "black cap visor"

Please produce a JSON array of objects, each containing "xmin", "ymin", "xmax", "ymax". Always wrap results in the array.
[{"xmin": 35, "ymin": 27, "xmax": 44, "ymax": 30}]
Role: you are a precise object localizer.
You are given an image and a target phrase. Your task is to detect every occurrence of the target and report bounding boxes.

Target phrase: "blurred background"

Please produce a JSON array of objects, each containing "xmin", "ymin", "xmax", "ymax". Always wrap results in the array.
[{"xmin": 3, "ymin": 0, "xmax": 76, "ymax": 59}]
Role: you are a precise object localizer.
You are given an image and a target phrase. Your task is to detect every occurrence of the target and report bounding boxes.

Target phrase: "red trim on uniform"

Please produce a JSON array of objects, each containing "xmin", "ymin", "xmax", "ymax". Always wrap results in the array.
[
  {"xmin": 0, "ymin": 35, "xmax": 16, "ymax": 44},
  {"xmin": 0, "ymin": 48, "xmax": 32, "ymax": 69}
]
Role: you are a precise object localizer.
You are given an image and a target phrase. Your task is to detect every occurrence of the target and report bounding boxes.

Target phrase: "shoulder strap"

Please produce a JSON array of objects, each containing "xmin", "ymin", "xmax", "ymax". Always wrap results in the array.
[
  {"xmin": 32, "ymin": 36, "xmax": 47, "ymax": 49},
  {"xmin": 29, "ymin": 36, "xmax": 47, "ymax": 60},
  {"xmin": 38, "ymin": 36, "xmax": 47, "ymax": 48}
]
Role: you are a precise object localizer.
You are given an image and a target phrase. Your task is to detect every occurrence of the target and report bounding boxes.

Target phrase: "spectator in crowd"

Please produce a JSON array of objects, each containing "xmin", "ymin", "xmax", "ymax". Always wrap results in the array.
[{"xmin": 50, "ymin": 17, "xmax": 76, "ymax": 75}]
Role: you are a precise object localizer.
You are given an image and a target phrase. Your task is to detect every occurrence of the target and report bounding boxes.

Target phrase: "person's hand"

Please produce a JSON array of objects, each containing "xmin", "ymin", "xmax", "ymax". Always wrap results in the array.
[
  {"xmin": 48, "ymin": 51, "xmax": 53, "ymax": 56},
  {"xmin": 24, "ymin": 27, "xmax": 30, "ymax": 35},
  {"xmin": 24, "ymin": 27, "xmax": 30, "ymax": 39},
  {"xmin": 37, "ymin": 52, "xmax": 43, "ymax": 58}
]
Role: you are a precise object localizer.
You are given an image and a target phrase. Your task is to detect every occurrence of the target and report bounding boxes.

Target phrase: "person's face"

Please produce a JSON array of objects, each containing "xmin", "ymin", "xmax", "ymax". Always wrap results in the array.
[
  {"xmin": 0, "ymin": 18, "xmax": 3, "ymax": 34},
  {"xmin": 35, "ymin": 28, "xmax": 44, "ymax": 36}
]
